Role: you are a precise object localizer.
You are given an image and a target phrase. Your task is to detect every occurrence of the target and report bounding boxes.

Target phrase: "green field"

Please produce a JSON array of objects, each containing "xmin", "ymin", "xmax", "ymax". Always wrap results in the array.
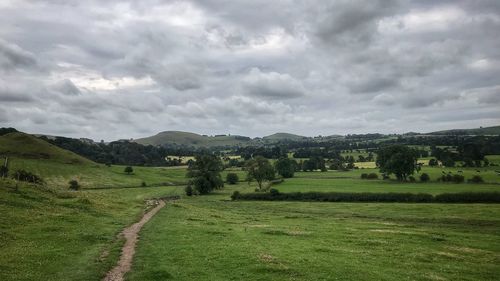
[
  {"xmin": 127, "ymin": 184, "xmax": 500, "ymax": 281},
  {"xmin": 2, "ymin": 133, "xmax": 500, "ymax": 280}
]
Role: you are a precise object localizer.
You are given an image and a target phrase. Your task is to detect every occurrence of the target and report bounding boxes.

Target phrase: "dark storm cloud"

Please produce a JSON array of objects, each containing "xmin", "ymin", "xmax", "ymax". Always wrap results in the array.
[{"xmin": 0, "ymin": 0, "xmax": 499, "ymax": 140}]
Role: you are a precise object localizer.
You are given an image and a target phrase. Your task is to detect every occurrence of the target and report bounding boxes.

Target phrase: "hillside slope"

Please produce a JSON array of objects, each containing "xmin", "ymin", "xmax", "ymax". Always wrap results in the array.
[
  {"xmin": 0, "ymin": 132, "xmax": 94, "ymax": 164},
  {"xmin": 428, "ymin": 125, "xmax": 500, "ymax": 136},
  {"xmin": 262, "ymin": 132, "xmax": 307, "ymax": 141},
  {"xmin": 134, "ymin": 131, "xmax": 251, "ymax": 147}
]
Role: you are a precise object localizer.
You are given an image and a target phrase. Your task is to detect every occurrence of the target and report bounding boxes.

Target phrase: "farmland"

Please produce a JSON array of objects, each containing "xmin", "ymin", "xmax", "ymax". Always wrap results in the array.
[{"xmin": 1, "ymin": 131, "xmax": 500, "ymax": 280}]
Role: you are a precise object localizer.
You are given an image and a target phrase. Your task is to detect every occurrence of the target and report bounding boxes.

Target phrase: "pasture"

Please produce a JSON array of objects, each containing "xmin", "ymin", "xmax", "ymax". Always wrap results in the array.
[{"xmin": 128, "ymin": 183, "xmax": 500, "ymax": 281}]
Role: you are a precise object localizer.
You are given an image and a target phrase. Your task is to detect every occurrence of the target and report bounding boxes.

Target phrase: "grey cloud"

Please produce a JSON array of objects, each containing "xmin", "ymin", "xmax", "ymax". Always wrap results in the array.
[
  {"xmin": 0, "ymin": 39, "xmax": 37, "ymax": 71},
  {"xmin": 0, "ymin": 0, "xmax": 499, "ymax": 140}
]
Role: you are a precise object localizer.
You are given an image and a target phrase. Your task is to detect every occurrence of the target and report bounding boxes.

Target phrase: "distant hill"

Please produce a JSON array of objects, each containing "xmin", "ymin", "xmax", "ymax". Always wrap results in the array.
[
  {"xmin": 134, "ymin": 131, "xmax": 252, "ymax": 147},
  {"xmin": 428, "ymin": 125, "xmax": 500, "ymax": 136},
  {"xmin": 0, "ymin": 132, "xmax": 94, "ymax": 164},
  {"xmin": 262, "ymin": 133, "xmax": 307, "ymax": 141}
]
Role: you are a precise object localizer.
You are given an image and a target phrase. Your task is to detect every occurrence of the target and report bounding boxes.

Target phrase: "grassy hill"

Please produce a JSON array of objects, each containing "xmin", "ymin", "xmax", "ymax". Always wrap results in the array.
[
  {"xmin": 0, "ymin": 132, "xmax": 93, "ymax": 165},
  {"xmin": 428, "ymin": 125, "xmax": 500, "ymax": 136},
  {"xmin": 134, "ymin": 131, "xmax": 252, "ymax": 147},
  {"xmin": 262, "ymin": 132, "xmax": 307, "ymax": 141}
]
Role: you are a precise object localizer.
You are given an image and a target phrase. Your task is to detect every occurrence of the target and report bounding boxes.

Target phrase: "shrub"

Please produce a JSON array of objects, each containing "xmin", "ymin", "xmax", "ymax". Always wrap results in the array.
[
  {"xmin": 231, "ymin": 191, "xmax": 241, "ymax": 200},
  {"xmin": 269, "ymin": 188, "xmax": 280, "ymax": 196},
  {"xmin": 408, "ymin": 176, "xmax": 416, "ymax": 182},
  {"xmin": 124, "ymin": 166, "xmax": 133, "ymax": 175},
  {"xmin": 360, "ymin": 173, "xmax": 368, "ymax": 179},
  {"xmin": 226, "ymin": 173, "xmax": 239, "ymax": 184},
  {"xmin": 382, "ymin": 174, "xmax": 390, "ymax": 180},
  {"xmin": 185, "ymin": 185, "xmax": 193, "ymax": 196},
  {"xmin": 68, "ymin": 180, "xmax": 80, "ymax": 190},
  {"xmin": 420, "ymin": 173, "xmax": 430, "ymax": 182},
  {"xmin": 367, "ymin": 173, "xmax": 379, "ymax": 179},
  {"xmin": 0, "ymin": 166, "xmax": 8, "ymax": 178},
  {"xmin": 452, "ymin": 174, "xmax": 465, "ymax": 183},
  {"xmin": 232, "ymin": 191, "xmax": 500, "ymax": 203},
  {"xmin": 468, "ymin": 175, "xmax": 484, "ymax": 183},
  {"xmin": 141, "ymin": 181, "xmax": 147, "ymax": 187},
  {"xmin": 12, "ymin": 169, "xmax": 43, "ymax": 184}
]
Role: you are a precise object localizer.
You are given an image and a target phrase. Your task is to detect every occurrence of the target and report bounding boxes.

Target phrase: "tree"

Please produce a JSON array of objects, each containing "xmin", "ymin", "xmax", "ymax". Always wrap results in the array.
[
  {"xmin": 226, "ymin": 173, "xmax": 239, "ymax": 184},
  {"xmin": 124, "ymin": 166, "xmax": 133, "ymax": 175},
  {"xmin": 376, "ymin": 145, "xmax": 418, "ymax": 181},
  {"xmin": 68, "ymin": 180, "xmax": 80, "ymax": 190},
  {"xmin": 420, "ymin": 173, "xmax": 430, "ymax": 182},
  {"xmin": 0, "ymin": 165, "xmax": 8, "ymax": 178},
  {"xmin": 428, "ymin": 158, "xmax": 438, "ymax": 167},
  {"xmin": 246, "ymin": 156, "xmax": 275, "ymax": 190},
  {"xmin": 186, "ymin": 154, "xmax": 224, "ymax": 195},
  {"xmin": 274, "ymin": 158, "xmax": 296, "ymax": 178}
]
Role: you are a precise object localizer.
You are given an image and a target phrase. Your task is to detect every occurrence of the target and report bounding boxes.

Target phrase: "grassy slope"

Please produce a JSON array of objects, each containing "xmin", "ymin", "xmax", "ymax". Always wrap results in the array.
[
  {"xmin": 134, "ymin": 131, "xmax": 251, "ymax": 147},
  {"xmin": 128, "ymin": 184, "xmax": 500, "ymax": 281},
  {"xmin": 428, "ymin": 125, "xmax": 500, "ymax": 135},
  {"xmin": 0, "ymin": 180, "xmax": 183, "ymax": 281},
  {"xmin": 0, "ymin": 132, "xmax": 93, "ymax": 164},
  {"xmin": 262, "ymin": 133, "xmax": 307, "ymax": 141}
]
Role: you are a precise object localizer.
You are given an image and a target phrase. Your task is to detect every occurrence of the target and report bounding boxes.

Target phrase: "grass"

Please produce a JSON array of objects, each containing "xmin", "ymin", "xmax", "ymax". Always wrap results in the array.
[
  {"xmin": 7, "ymin": 158, "xmax": 188, "ymax": 189},
  {"xmin": 128, "ymin": 184, "xmax": 500, "ymax": 281},
  {"xmin": 0, "ymin": 179, "xmax": 183, "ymax": 281}
]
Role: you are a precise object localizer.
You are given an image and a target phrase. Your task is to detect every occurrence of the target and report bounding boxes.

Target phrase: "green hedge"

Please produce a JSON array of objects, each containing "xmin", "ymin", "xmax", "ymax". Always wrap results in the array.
[{"xmin": 231, "ymin": 190, "xmax": 500, "ymax": 203}]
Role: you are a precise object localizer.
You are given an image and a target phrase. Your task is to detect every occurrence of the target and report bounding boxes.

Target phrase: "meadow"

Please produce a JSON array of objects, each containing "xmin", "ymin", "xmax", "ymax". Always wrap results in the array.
[
  {"xmin": 2, "ymin": 133, "xmax": 500, "ymax": 281},
  {"xmin": 128, "ymin": 183, "xmax": 500, "ymax": 281}
]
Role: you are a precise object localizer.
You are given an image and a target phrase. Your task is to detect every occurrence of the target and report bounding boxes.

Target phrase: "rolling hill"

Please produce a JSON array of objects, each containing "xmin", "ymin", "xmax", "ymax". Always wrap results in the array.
[
  {"xmin": 134, "ymin": 131, "xmax": 252, "ymax": 147},
  {"xmin": 0, "ymin": 132, "xmax": 94, "ymax": 165},
  {"xmin": 428, "ymin": 125, "xmax": 500, "ymax": 136},
  {"xmin": 262, "ymin": 132, "xmax": 307, "ymax": 141}
]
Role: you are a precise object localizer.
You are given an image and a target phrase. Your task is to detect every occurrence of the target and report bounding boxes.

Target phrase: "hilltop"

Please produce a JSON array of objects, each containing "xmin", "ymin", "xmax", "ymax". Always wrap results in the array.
[
  {"xmin": 134, "ymin": 131, "xmax": 252, "ymax": 147},
  {"xmin": 0, "ymin": 132, "xmax": 93, "ymax": 165},
  {"xmin": 262, "ymin": 132, "xmax": 307, "ymax": 141},
  {"xmin": 428, "ymin": 125, "xmax": 500, "ymax": 136}
]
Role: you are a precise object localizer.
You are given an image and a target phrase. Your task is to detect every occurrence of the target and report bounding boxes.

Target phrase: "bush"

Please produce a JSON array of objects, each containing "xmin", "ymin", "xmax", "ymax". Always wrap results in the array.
[
  {"xmin": 367, "ymin": 173, "xmax": 379, "ymax": 179},
  {"xmin": 124, "ymin": 166, "xmax": 133, "ymax": 175},
  {"xmin": 12, "ymin": 169, "xmax": 43, "ymax": 184},
  {"xmin": 269, "ymin": 188, "xmax": 280, "ymax": 196},
  {"xmin": 360, "ymin": 173, "xmax": 368, "ymax": 179},
  {"xmin": 231, "ymin": 191, "xmax": 241, "ymax": 200},
  {"xmin": 68, "ymin": 180, "xmax": 80, "ymax": 190},
  {"xmin": 468, "ymin": 175, "xmax": 484, "ymax": 183},
  {"xmin": 420, "ymin": 173, "xmax": 430, "ymax": 182},
  {"xmin": 226, "ymin": 173, "xmax": 239, "ymax": 184},
  {"xmin": 141, "ymin": 181, "xmax": 147, "ymax": 187},
  {"xmin": 452, "ymin": 174, "xmax": 465, "ymax": 183},
  {"xmin": 382, "ymin": 174, "xmax": 390, "ymax": 180},
  {"xmin": 408, "ymin": 176, "xmax": 416, "ymax": 182},
  {"xmin": 232, "ymin": 191, "xmax": 500, "ymax": 203},
  {"xmin": 185, "ymin": 185, "xmax": 193, "ymax": 196},
  {"xmin": 0, "ymin": 166, "xmax": 8, "ymax": 178}
]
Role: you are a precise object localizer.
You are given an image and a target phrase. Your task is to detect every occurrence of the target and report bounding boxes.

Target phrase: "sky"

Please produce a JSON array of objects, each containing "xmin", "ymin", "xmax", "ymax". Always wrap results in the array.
[{"xmin": 0, "ymin": 0, "xmax": 499, "ymax": 141}]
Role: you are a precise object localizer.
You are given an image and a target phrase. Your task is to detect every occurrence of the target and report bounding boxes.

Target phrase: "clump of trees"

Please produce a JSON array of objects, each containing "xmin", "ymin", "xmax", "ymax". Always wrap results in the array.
[
  {"xmin": 246, "ymin": 156, "xmax": 275, "ymax": 190},
  {"xmin": 274, "ymin": 158, "xmax": 296, "ymax": 178},
  {"xmin": 468, "ymin": 175, "xmax": 484, "ymax": 183},
  {"xmin": 439, "ymin": 174, "xmax": 465, "ymax": 183},
  {"xmin": 376, "ymin": 145, "xmax": 418, "ymax": 181},
  {"xmin": 11, "ymin": 170, "xmax": 44, "ymax": 184},
  {"xmin": 186, "ymin": 154, "xmax": 224, "ymax": 195}
]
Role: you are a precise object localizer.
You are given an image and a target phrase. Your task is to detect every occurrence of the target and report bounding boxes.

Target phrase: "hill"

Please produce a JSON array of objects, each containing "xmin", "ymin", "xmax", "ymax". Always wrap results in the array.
[
  {"xmin": 262, "ymin": 132, "xmax": 307, "ymax": 141},
  {"xmin": 428, "ymin": 125, "xmax": 500, "ymax": 136},
  {"xmin": 134, "ymin": 131, "xmax": 252, "ymax": 147},
  {"xmin": 0, "ymin": 132, "xmax": 93, "ymax": 165}
]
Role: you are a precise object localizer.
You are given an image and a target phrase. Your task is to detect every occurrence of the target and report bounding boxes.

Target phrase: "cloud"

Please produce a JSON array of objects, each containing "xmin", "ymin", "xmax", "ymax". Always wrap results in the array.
[
  {"xmin": 242, "ymin": 68, "xmax": 304, "ymax": 99},
  {"xmin": 0, "ymin": 0, "xmax": 499, "ymax": 140},
  {"xmin": 0, "ymin": 39, "xmax": 37, "ymax": 71}
]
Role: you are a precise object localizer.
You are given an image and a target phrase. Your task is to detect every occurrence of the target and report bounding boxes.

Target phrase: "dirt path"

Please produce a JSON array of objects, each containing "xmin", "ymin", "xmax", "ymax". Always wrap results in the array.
[{"xmin": 103, "ymin": 200, "xmax": 166, "ymax": 281}]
